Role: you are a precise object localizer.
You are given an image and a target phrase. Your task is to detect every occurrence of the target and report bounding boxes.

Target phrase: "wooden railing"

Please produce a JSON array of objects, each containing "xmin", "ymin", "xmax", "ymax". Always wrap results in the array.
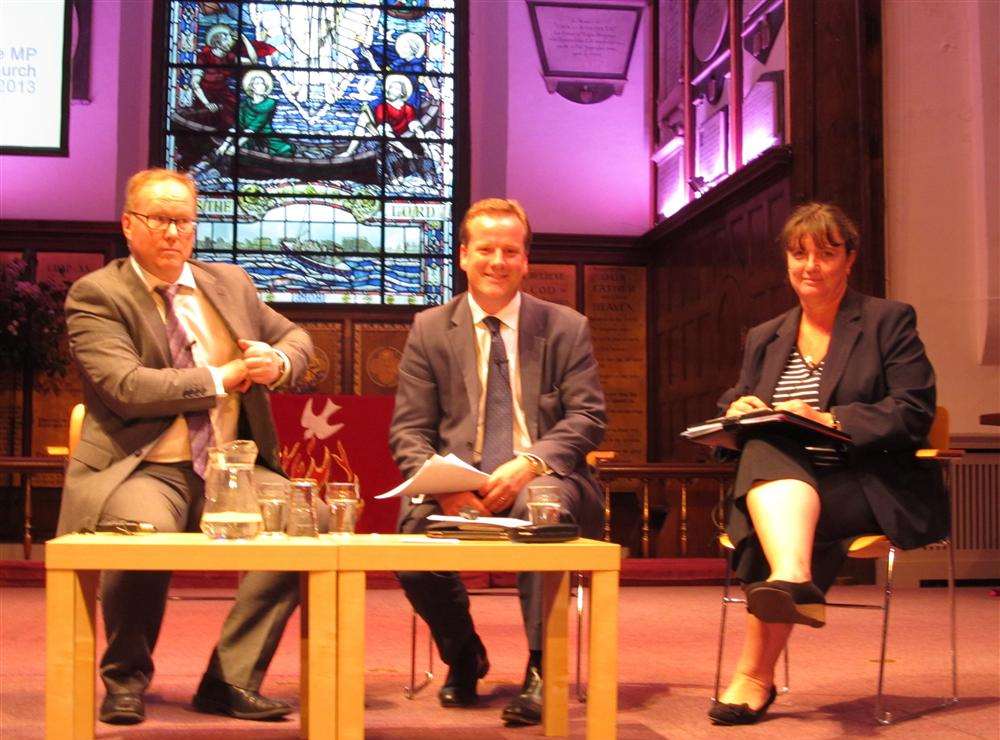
[{"xmin": 593, "ymin": 461, "xmax": 735, "ymax": 558}]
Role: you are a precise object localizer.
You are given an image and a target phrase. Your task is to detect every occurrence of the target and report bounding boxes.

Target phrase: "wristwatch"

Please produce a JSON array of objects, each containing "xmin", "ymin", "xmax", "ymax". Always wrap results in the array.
[
  {"xmin": 520, "ymin": 454, "xmax": 546, "ymax": 476},
  {"xmin": 829, "ymin": 409, "xmax": 843, "ymax": 431}
]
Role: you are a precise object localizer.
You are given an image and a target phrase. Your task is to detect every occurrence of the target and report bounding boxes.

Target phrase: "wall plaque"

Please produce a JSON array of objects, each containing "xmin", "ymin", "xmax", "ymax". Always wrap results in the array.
[
  {"xmin": 584, "ymin": 265, "xmax": 647, "ymax": 462},
  {"xmin": 353, "ymin": 323, "xmax": 410, "ymax": 396},
  {"xmin": 295, "ymin": 321, "xmax": 344, "ymax": 395},
  {"xmin": 522, "ymin": 263, "xmax": 577, "ymax": 309}
]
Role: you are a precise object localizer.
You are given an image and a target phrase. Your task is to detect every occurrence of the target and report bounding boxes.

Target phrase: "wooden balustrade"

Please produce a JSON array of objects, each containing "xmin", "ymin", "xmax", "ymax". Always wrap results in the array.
[{"xmin": 593, "ymin": 461, "xmax": 735, "ymax": 558}]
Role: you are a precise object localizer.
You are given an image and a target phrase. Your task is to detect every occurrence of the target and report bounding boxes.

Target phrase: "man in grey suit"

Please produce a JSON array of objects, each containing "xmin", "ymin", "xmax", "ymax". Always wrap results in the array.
[
  {"xmin": 390, "ymin": 198, "xmax": 606, "ymax": 726},
  {"xmin": 57, "ymin": 168, "xmax": 313, "ymax": 725}
]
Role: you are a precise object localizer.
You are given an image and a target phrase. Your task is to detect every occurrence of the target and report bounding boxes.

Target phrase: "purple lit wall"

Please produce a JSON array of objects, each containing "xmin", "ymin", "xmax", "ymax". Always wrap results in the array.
[
  {"xmin": 0, "ymin": 1, "xmax": 152, "ymax": 221},
  {"xmin": 471, "ymin": 0, "xmax": 652, "ymax": 236}
]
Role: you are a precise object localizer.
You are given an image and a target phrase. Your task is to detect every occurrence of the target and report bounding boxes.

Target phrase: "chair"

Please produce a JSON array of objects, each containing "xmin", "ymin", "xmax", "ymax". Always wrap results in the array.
[
  {"xmin": 712, "ymin": 407, "xmax": 960, "ymax": 725},
  {"xmin": 68, "ymin": 403, "xmax": 85, "ymax": 456}
]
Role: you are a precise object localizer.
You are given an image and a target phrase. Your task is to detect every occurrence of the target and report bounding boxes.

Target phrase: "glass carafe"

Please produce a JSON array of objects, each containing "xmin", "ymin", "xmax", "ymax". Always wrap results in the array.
[{"xmin": 200, "ymin": 440, "xmax": 263, "ymax": 540}]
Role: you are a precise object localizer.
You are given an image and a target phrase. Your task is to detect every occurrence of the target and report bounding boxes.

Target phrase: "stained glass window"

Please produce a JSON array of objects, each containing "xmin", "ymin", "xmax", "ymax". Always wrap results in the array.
[{"xmin": 158, "ymin": 0, "xmax": 460, "ymax": 305}]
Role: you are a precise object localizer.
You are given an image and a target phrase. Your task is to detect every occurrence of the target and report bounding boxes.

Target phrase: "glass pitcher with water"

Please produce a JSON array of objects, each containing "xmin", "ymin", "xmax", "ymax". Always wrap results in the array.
[{"xmin": 200, "ymin": 440, "xmax": 263, "ymax": 539}]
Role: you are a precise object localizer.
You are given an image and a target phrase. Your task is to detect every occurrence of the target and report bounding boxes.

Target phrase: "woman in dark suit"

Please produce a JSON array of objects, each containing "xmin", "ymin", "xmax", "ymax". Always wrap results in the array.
[{"xmin": 709, "ymin": 203, "xmax": 947, "ymax": 725}]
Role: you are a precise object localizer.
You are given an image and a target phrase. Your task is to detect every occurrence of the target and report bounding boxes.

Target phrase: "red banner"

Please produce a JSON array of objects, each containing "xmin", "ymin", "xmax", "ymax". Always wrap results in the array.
[{"xmin": 270, "ymin": 394, "xmax": 402, "ymax": 534}]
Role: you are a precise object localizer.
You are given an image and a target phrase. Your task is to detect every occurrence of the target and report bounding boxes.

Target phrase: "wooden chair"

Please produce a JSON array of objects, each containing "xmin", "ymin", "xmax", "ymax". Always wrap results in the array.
[
  {"xmin": 712, "ymin": 407, "xmax": 960, "ymax": 725},
  {"xmin": 67, "ymin": 403, "xmax": 85, "ymax": 457}
]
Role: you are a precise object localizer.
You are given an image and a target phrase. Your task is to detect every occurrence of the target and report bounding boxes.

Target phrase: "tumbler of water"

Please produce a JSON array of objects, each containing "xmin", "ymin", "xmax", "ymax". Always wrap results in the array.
[
  {"xmin": 527, "ymin": 484, "xmax": 562, "ymax": 525},
  {"xmin": 257, "ymin": 481, "xmax": 289, "ymax": 537},
  {"xmin": 285, "ymin": 478, "xmax": 319, "ymax": 537},
  {"xmin": 326, "ymin": 481, "xmax": 360, "ymax": 535}
]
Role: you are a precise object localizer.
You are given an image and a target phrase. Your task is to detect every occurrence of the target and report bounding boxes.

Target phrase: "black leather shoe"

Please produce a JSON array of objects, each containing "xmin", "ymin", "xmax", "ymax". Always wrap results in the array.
[
  {"xmin": 192, "ymin": 674, "xmax": 292, "ymax": 720},
  {"xmin": 747, "ymin": 580, "xmax": 826, "ymax": 628},
  {"xmin": 99, "ymin": 692, "xmax": 145, "ymax": 725},
  {"xmin": 438, "ymin": 640, "xmax": 490, "ymax": 707},
  {"xmin": 501, "ymin": 665, "xmax": 543, "ymax": 726},
  {"xmin": 708, "ymin": 685, "xmax": 778, "ymax": 725}
]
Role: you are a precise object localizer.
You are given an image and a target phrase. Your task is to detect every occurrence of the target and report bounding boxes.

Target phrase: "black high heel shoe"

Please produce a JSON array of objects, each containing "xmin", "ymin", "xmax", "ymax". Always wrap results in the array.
[
  {"xmin": 746, "ymin": 580, "xmax": 826, "ymax": 628},
  {"xmin": 708, "ymin": 685, "xmax": 778, "ymax": 725}
]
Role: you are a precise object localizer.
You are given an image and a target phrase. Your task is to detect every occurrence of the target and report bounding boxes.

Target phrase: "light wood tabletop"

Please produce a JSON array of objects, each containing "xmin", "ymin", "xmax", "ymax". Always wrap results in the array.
[
  {"xmin": 45, "ymin": 532, "xmax": 340, "ymax": 740},
  {"xmin": 46, "ymin": 533, "xmax": 622, "ymax": 739}
]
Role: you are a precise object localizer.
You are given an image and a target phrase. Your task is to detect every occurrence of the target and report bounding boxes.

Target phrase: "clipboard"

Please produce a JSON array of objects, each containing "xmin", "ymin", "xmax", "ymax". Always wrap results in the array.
[{"xmin": 681, "ymin": 409, "xmax": 852, "ymax": 451}]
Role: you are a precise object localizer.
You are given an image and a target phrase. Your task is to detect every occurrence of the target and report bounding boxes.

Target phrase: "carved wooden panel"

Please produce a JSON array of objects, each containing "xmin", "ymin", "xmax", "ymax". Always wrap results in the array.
[{"xmin": 649, "ymin": 167, "xmax": 792, "ymax": 462}]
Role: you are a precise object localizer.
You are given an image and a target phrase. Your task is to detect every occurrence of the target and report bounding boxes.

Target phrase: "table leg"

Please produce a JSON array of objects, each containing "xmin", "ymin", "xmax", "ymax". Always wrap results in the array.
[
  {"xmin": 586, "ymin": 569, "xmax": 618, "ymax": 740},
  {"xmin": 46, "ymin": 568, "xmax": 98, "ymax": 740},
  {"xmin": 302, "ymin": 570, "xmax": 337, "ymax": 739},
  {"xmin": 336, "ymin": 571, "xmax": 366, "ymax": 740},
  {"xmin": 299, "ymin": 573, "xmax": 309, "ymax": 739},
  {"xmin": 542, "ymin": 570, "xmax": 570, "ymax": 737}
]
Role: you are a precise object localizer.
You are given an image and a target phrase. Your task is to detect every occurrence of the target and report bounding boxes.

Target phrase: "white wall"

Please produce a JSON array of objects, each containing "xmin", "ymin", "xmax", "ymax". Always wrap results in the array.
[{"xmin": 883, "ymin": 0, "xmax": 1000, "ymax": 438}]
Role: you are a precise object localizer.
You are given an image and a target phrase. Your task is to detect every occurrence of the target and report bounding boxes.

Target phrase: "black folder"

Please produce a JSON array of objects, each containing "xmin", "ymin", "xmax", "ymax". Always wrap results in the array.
[{"xmin": 681, "ymin": 409, "xmax": 852, "ymax": 451}]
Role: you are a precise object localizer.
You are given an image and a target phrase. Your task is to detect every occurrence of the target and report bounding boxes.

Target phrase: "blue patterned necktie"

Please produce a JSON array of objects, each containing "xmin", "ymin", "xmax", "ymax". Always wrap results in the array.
[
  {"xmin": 155, "ymin": 284, "xmax": 215, "ymax": 478},
  {"xmin": 479, "ymin": 316, "xmax": 514, "ymax": 474}
]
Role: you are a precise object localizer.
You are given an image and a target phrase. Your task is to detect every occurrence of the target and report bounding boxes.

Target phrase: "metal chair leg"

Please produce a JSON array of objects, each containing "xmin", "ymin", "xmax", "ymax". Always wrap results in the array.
[
  {"xmin": 875, "ymin": 546, "xmax": 896, "ymax": 725},
  {"xmin": 712, "ymin": 547, "xmax": 734, "ymax": 702},
  {"xmin": 575, "ymin": 571, "xmax": 587, "ymax": 702},
  {"xmin": 404, "ymin": 611, "xmax": 434, "ymax": 698},
  {"xmin": 779, "ymin": 642, "xmax": 791, "ymax": 694}
]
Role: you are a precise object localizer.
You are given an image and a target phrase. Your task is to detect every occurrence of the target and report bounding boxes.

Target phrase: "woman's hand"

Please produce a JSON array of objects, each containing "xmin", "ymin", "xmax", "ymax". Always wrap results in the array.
[
  {"xmin": 772, "ymin": 399, "xmax": 835, "ymax": 427},
  {"xmin": 725, "ymin": 395, "xmax": 769, "ymax": 418}
]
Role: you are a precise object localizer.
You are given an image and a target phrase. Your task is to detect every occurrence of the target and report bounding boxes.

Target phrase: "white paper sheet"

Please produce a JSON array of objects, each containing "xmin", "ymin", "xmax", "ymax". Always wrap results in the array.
[
  {"xmin": 426, "ymin": 514, "xmax": 531, "ymax": 529},
  {"xmin": 374, "ymin": 453, "xmax": 489, "ymax": 499}
]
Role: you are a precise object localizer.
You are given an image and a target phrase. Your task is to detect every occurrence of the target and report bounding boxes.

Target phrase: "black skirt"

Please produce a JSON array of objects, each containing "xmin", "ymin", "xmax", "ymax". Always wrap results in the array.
[{"xmin": 726, "ymin": 435, "xmax": 882, "ymax": 593}]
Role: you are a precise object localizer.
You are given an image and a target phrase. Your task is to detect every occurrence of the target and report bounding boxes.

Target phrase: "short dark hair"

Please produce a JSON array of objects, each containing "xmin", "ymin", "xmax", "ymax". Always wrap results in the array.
[
  {"xmin": 779, "ymin": 202, "xmax": 860, "ymax": 254},
  {"xmin": 459, "ymin": 198, "xmax": 532, "ymax": 252}
]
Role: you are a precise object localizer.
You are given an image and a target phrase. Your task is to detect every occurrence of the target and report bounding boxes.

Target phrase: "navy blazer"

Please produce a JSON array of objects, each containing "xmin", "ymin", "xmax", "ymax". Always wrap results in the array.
[{"xmin": 718, "ymin": 289, "xmax": 948, "ymax": 549}]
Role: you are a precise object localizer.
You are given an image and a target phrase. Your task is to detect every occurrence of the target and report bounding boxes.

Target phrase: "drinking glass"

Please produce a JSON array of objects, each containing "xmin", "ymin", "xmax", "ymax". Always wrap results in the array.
[
  {"xmin": 285, "ymin": 478, "xmax": 319, "ymax": 537},
  {"xmin": 327, "ymin": 481, "xmax": 360, "ymax": 535},
  {"xmin": 527, "ymin": 484, "xmax": 562, "ymax": 525},
  {"xmin": 257, "ymin": 481, "xmax": 289, "ymax": 537}
]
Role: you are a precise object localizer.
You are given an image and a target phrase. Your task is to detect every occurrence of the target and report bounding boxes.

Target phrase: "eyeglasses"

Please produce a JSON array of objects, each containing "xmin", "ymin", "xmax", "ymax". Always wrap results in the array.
[{"xmin": 128, "ymin": 212, "xmax": 197, "ymax": 235}]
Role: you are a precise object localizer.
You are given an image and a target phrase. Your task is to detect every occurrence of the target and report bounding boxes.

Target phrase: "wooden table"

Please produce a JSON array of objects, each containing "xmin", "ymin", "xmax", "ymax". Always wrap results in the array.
[
  {"xmin": 0, "ymin": 455, "xmax": 66, "ymax": 558},
  {"xmin": 45, "ymin": 533, "xmax": 340, "ymax": 739},
  {"xmin": 335, "ymin": 535, "xmax": 621, "ymax": 739}
]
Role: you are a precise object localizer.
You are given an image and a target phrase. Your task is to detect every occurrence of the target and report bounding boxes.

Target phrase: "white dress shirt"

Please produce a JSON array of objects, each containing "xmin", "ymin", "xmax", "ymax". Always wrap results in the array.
[
  {"xmin": 467, "ymin": 292, "xmax": 547, "ymax": 471},
  {"xmin": 130, "ymin": 258, "xmax": 240, "ymax": 463}
]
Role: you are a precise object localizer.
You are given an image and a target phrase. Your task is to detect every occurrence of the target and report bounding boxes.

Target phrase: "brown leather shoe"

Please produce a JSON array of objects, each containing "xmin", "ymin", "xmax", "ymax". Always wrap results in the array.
[{"xmin": 99, "ymin": 693, "xmax": 145, "ymax": 725}]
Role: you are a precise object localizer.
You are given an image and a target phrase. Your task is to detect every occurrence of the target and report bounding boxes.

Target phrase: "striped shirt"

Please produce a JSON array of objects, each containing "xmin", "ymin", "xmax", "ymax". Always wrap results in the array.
[{"xmin": 772, "ymin": 350, "xmax": 844, "ymax": 467}]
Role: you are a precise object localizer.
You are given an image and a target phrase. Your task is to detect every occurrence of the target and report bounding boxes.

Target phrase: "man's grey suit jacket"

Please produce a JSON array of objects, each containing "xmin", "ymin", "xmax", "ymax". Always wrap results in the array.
[
  {"xmin": 390, "ymin": 292, "xmax": 607, "ymax": 526},
  {"xmin": 56, "ymin": 258, "xmax": 312, "ymax": 535}
]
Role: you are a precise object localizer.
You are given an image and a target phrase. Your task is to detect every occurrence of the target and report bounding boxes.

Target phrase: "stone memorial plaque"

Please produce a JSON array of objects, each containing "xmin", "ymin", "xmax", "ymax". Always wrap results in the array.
[
  {"xmin": 697, "ymin": 108, "xmax": 728, "ymax": 182},
  {"xmin": 529, "ymin": 3, "xmax": 642, "ymax": 76},
  {"xmin": 522, "ymin": 264, "xmax": 577, "ymax": 309},
  {"xmin": 295, "ymin": 321, "xmax": 344, "ymax": 395},
  {"xmin": 353, "ymin": 323, "xmax": 410, "ymax": 396},
  {"xmin": 585, "ymin": 265, "xmax": 647, "ymax": 462}
]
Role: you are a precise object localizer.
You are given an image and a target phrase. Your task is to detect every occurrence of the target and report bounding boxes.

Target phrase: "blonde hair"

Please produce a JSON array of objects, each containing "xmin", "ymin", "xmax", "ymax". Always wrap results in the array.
[
  {"xmin": 123, "ymin": 169, "xmax": 197, "ymax": 213},
  {"xmin": 779, "ymin": 202, "xmax": 860, "ymax": 254},
  {"xmin": 459, "ymin": 198, "xmax": 532, "ymax": 252}
]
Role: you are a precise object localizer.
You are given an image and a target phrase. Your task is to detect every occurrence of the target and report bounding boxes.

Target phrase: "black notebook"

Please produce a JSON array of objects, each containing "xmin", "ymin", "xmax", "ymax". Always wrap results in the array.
[{"xmin": 681, "ymin": 409, "xmax": 852, "ymax": 451}]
